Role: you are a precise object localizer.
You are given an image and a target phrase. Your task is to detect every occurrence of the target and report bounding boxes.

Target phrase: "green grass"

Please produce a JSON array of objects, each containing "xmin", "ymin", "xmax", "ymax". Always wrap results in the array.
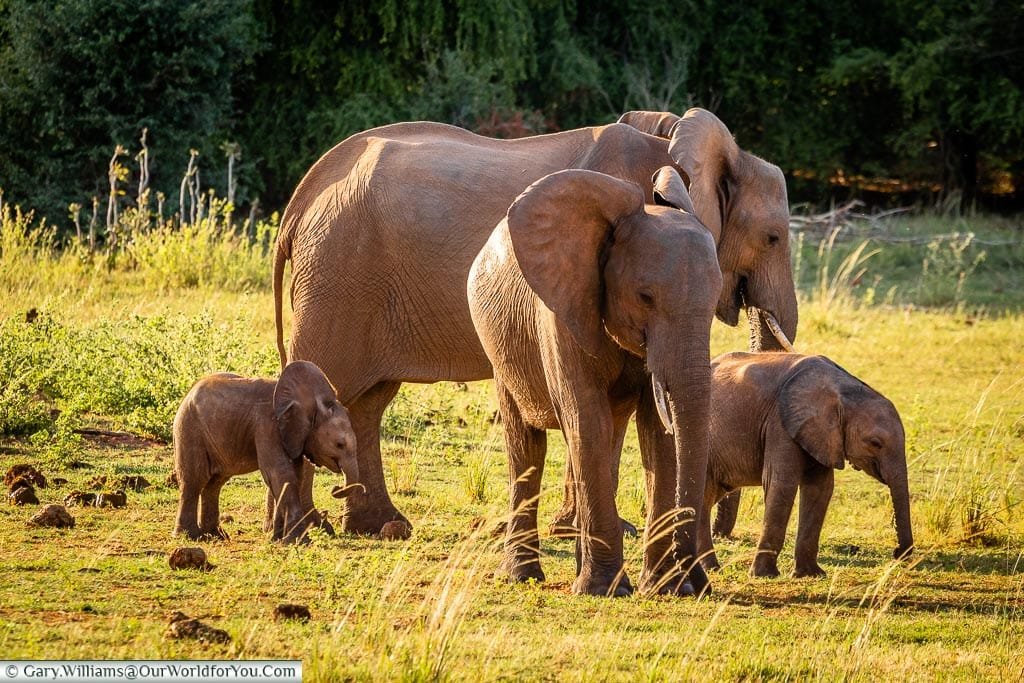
[{"xmin": 1, "ymin": 208, "xmax": 1023, "ymax": 680}]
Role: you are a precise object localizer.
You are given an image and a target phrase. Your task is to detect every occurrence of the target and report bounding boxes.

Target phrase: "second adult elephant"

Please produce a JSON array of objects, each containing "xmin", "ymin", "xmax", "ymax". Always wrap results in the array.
[{"xmin": 274, "ymin": 108, "xmax": 798, "ymax": 535}]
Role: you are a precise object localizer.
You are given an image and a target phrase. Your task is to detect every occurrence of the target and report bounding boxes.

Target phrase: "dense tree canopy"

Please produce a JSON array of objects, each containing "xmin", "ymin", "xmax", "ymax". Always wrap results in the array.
[{"xmin": 0, "ymin": 0, "xmax": 1021, "ymax": 224}]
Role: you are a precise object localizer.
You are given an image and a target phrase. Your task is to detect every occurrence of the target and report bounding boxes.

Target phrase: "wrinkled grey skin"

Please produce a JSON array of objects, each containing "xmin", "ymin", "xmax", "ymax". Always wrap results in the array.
[
  {"xmin": 698, "ymin": 352, "xmax": 914, "ymax": 578},
  {"xmin": 274, "ymin": 108, "xmax": 797, "ymax": 537},
  {"xmin": 469, "ymin": 167, "xmax": 720, "ymax": 597},
  {"xmin": 173, "ymin": 361, "xmax": 358, "ymax": 543}
]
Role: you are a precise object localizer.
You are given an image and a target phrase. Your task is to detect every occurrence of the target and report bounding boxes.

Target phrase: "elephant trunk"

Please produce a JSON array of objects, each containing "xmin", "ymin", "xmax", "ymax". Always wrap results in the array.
[
  {"xmin": 745, "ymin": 263, "xmax": 799, "ymax": 353},
  {"xmin": 889, "ymin": 475, "xmax": 914, "ymax": 560},
  {"xmin": 666, "ymin": 353, "xmax": 713, "ymax": 592}
]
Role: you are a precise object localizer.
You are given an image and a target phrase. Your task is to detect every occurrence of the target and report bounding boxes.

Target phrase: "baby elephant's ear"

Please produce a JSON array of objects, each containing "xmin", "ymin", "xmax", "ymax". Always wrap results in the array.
[
  {"xmin": 652, "ymin": 166, "xmax": 694, "ymax": 213},
  {"xmin": 274, "ymin": 361, "xmax": 338, "ymax": 459},
  {"xmin": 779, "ymin": 357, "xmax": 846, "ymax": 469}
]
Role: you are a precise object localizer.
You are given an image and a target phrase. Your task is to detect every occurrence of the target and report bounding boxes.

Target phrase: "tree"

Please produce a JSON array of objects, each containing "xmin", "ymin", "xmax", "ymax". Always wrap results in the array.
[{"xmin": 0, "ymin": 0, "xmax": 259, "ymax": 221}]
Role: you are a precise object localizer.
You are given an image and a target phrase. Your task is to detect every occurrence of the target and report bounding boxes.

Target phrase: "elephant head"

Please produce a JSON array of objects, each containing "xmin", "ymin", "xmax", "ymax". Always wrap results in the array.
[
  {"xmin": 274, "ymin": 361, "xmax": 359, "ymax": 485},
  {"xmin": 617, "ymin": 108, "xmax": 798, "ymax": 353},
  {"xmin": 778, "ymin": 356, "xmax": 914, "ymax": 559}
]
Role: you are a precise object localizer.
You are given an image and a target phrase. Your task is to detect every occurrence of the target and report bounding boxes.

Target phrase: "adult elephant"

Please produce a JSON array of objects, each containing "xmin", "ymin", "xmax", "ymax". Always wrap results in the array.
[{"xmin": 274, "ymin": 108, "xmax": 798, "ymax": 536}]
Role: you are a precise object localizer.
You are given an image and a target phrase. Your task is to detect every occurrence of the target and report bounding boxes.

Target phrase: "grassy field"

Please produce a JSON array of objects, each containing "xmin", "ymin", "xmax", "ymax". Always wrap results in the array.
[{"xmin": 1, "ymin": 206, "xmax": 1023, "ymax": 680}]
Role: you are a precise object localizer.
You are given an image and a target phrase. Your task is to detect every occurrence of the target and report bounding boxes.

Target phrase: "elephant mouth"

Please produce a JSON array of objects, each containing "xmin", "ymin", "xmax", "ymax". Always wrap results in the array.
[{"xmin": 303, "ymin": 452, "xmax": 343, "ymax": 473}]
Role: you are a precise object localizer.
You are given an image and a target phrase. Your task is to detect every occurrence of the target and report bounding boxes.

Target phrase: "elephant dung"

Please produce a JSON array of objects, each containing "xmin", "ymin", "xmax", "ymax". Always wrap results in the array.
[
  {"xmin": 85, "ymin": 475, "xmax": 108, "ymax": 490},
  {"xmin": 28, "ymin": 504, "xmax": 76, "ymax": 528},
  {"xmin": 50, "ymin": 477, "xmax": 68, "ymax": 487},
  {"xmin": 165, "ymin": 471, "xmax": 179, "ymax": 489},
  {"xmin": 9, "ymin": 485, "xmax": 39, "ymax": 505},
  {"xmin": 379, "ymin": 520, "xmax": 412, "ymax": 541},
  {"xmin": 119, "ymin": 475, "xmax": 151, "ymax": 492},
  {"xmin": 273, "ymin": 603, "xmax": 311, "ymax": 622},
  {"xmin": 166, "ymin": 612, "xmax": 230, "ymax": 644},
  {"xmin": 4, "ymin": 463, "xmax": 47, "ymax": 490},
  {"xmin": 95, "ymin": 490, "xmax": 127, "ymax": 508},
  {"xmin": 168, "ymin": 547, "xmax": 213, "ymax": 571},
  {"xmin": 64, "ymin": 490, "xmax": 97, "ymax": 506}
]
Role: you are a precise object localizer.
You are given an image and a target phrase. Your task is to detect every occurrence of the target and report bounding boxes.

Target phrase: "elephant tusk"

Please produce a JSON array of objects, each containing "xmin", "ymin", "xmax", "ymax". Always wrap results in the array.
[
  {"xmin": 761, "ymin": 310, "xmax": 795, "ymax": 352},
  {"xmin": 652, "ymin": 375, "xmax": 674, "ymax": 435}
]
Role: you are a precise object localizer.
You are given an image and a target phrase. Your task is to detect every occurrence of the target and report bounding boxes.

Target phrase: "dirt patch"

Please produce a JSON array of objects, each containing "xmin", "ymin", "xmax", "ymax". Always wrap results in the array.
[
  {"xmin": 28, "ymin": 504, "xmax": 75, "ymax": 528},
  {"xmin": 166, "ymin": 612, "xmax": 230, "ymax": 644},
  {"xmin": 76, "ymin": 429, "xmax": 164, "ymax": 449}
]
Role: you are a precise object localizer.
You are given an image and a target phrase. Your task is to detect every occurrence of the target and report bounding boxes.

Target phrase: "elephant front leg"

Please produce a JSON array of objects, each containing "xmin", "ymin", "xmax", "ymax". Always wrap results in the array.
[
  {"xmin": 496, "ymin": 383, "xmax": 548, "ymax": 583},
  {"xmin": 753, "ymin": 475, "xmax": 799, "ymax": 577},
  {"xmin": 259, "ymin": 454, "xmax": 308, "ymax": 544},
  {"xmin": 793, "ymin": 466, "xmax": 834, "ymax": 578},
  {"xmin": 567, "ymin": 405, "xmax": 631, "ymax": 597}
]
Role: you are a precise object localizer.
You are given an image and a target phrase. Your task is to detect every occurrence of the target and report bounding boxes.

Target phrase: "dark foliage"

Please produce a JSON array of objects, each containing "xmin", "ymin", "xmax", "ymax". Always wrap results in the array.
[{"xmin": 1, "ymin": 0, "xmax": 1021, "ymax": 226}]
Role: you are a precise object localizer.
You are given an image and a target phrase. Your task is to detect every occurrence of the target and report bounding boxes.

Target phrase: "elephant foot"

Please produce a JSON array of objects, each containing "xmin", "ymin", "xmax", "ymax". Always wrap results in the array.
[
  {"xmin": 687, "ymin": 563, "xmax": 712, "ymax": 597},
  {"xmin": 315, "ymin": 513, "xmax": 336, "ymax": 537},
  {"xmin": 700, "ymin": 553, "xmax": 722, "ymax": 573},
  {"xmin": 639, "ymin": 570, "xmax": 694, "ymax": 597},
  {"xmin": 502, "ymin": 555, "xmax": 546, "ymax": 584},
  {"xmin": 621, "ymin": 518, "xmax": 638, "ymax": 538},
  {"xmin": 751, "ymin": 557, "xmax": 781, "ymax": 578},
  {"xmin": 340, "ymin": 499, "xmax": 410, "ymax": 536},
  {"xmin": 176, "ymin": 528, "xmax": 203, "ymax": 541},
  {"xmin": 573, "ymin": 569, "xmax": 633, "ymax": 597},
  {"xmin": 793, "ymin": 563, "xmax": 827, "ymax": 578},
  {"xmin": 894, "ymin": 544, "xmax": 914, "ymax": 560}
]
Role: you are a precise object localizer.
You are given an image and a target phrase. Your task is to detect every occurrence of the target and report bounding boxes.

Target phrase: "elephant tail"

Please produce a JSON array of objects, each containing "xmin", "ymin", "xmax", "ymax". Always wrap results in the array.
[{"xmin": 273, "ymin": 230, "xmax": 291, "ymax": 371}]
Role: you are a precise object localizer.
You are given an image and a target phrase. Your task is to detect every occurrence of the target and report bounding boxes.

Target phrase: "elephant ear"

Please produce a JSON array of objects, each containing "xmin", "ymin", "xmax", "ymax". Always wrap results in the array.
[
  {"xmin": 651, "ymin": 166, "xmax": 695, "ymax": 213},
  {"xmin": 779, "ymin": 357, "xmax": 846, "ymax": 469},
  {"xmin": 616, "ymin": 110, "xmax": 681, "ymax": 138},
  {"xmin": 667, "ymin": 108, "xmax": 741, "ymax": 240},
  {"xmin": 507, "ymin": 169, "xmax": 645, "ymax": 357},
  {"xmin": 274, "ymin": 360, "xmax": 339, "ymax": 460}
]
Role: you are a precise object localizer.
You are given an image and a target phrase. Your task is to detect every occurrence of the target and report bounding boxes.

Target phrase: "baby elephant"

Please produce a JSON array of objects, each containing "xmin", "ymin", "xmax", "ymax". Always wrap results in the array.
[
  {"xmin": 699, "ymin": 352, "xmax": 914, "ymax": 578},
  {"xmin": 173, "ymin": 360, "xmax": 358, "ymax": 543}
]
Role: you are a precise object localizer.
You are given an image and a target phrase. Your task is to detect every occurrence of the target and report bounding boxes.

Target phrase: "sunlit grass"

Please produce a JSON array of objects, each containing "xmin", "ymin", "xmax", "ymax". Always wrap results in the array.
[{"xmin": 1, "ymin": 210, "xmax": 1023, "ymax": 679}]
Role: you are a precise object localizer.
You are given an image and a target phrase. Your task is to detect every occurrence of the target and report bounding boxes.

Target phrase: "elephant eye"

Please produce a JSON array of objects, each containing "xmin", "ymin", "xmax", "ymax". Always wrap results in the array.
[
  {"xmin": 766, "ymin": 232, "xmax": 780, "ymax": 247},
  {"xmin": 868, "ymin": 437, "xmax": 883, "ymax": 450},
  {"xmin": 638, "ymin": 290, "xmax": 655, "ymax": 308}
]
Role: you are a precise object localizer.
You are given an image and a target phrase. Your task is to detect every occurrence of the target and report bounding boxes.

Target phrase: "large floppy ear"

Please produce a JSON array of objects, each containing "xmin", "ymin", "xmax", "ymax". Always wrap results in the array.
[
  {"xmin": 779, "ymin": 357, "xmax": 846, "ymax": 469},
  {"xmin": 507, "ymin": 169, "xmax": 645, "ymax": 357},
  {"xmin": 616, "ymin": 110, "xmax": 681, "ymax": 138},
  {"xmin": 274, "ymin": 360, "xmax": 338, "ymax": 459},
  {"xmin": 651, "ymin": 166, "xmax": 694, "ymax": 213},
  {"xmin": 667, "ymin": 108, "xmax": 741, "ymax": 240}
]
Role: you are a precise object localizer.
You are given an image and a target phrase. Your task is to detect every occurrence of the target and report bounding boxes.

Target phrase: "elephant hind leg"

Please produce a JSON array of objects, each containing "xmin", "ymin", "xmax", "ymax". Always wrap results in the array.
[
  {"xmin": 340, "ymin": 381, "xmax": 408, "ymax": 536},
  {"xmin": 713, "ymin": 490, "xmax": 741, "ymax": 539},
  {"xmin": 496, "ymin": 382, "xmax": 548, "ymax": 583},
  {"xmin": 199, "ymin": 475, "xmax": 229, "ymax": 540}
]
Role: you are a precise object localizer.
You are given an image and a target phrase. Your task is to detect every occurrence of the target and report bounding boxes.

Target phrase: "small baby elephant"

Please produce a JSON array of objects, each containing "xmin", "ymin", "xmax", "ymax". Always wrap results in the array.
[
  {"xmin": 173, "ymin": 360, "xmax": 359, "ymax": 543},
  {"xmin": 699, "ymin": 352, "xmax": 914, "ymax": 578}
]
